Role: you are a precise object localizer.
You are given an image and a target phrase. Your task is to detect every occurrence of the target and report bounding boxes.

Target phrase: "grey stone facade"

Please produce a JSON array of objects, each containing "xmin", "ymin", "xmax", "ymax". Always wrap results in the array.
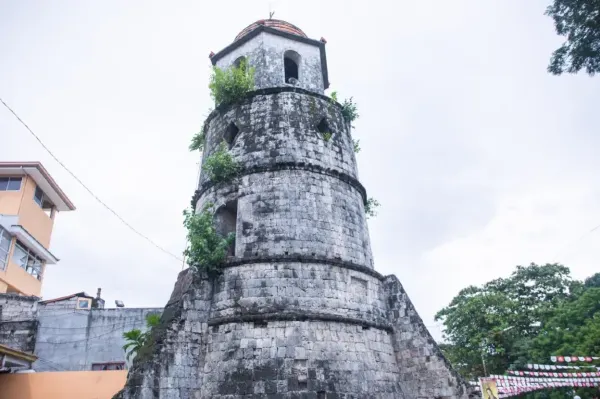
[
  {"xmin": 0, "ymin": 293, "xmax": 38, "ymax": 354},
  {"xmin": 116, "ymin": 20, "xmax": 475, "ymax": 399},
  {"xmin": 34, "ymin": 297, "xmax": 162, "ymax": 371},
  {"xmin": 0, "ymin": 292, "xmax": 162, "ymax": 372}
]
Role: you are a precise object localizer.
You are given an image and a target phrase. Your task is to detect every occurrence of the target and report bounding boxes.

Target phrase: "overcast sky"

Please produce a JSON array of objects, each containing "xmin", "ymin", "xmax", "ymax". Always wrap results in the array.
[{"xmin": 1, "ymin": 1, "xmax": 599, "ymax": 340}]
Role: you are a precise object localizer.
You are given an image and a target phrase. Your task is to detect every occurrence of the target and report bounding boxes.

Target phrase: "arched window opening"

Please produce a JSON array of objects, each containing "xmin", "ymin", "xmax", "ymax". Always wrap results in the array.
[
  {"xmin": 284, "ymin": 50, "xmax": 300, "ymax": 84},
  {"xmin": 214, "ymin": 200, "xmax": 238, "ymax": 257},
  {"xmin": 317, "ymin": 118, "xmax": 330, "ymax": 134},
  {"xmin": 316, "ymin": 117, "xmax": 332, "ymax": 141},
  {"xmin": 223, "ymin": 122, "xmax": 240, "ymax": 149},
  {"xmin": 233, "ymin": 56, "xmax": 247, "ymax": 71}
]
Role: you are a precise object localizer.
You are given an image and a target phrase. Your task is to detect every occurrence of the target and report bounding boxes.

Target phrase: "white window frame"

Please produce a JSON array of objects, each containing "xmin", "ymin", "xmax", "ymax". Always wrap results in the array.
[
  {"xmin": 12, "ymin": 240, "xmax": 44, "ymax": 280},
  {"xmin": 77, "ymin": 298, "xmax": 91, "ymax": 310},
  {"xmin": 0, "ymin": 227, "xmax": 11, "ymax": 271},
  {"xmin": 0, "ymin": 177, "xmax": 23, "ymax": 192}
]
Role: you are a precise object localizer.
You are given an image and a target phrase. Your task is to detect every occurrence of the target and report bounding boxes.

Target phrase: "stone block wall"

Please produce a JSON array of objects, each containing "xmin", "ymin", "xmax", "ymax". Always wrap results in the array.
[
  {"xmin": 210, "ymin": 261, "xmax": 388, "ymax": 326},
  {"xmin": 115, "ymin": 269, "xmax": 211, "ymax": 399},
  {"xmin": 197, "ymin": 170, "xmax": 372, "ymax": 267},
  {"xmin": 202, "ymin": 320, "xmax": 402, "ymax": 398},
  {"xmin": 199, "ymin": 90, "xmax": 357, "ymax": 185},
  {"xmin": 384, "ymin": 275, "xmax": 474, "ymax": 399},
  {"xmin": 0, "ymin": 293, "xmax": 38, "ymax": 353}
]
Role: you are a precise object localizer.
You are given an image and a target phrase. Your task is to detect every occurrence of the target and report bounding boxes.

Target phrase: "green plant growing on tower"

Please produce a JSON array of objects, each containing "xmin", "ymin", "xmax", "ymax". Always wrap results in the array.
[
  {"xmin": 189, "ymin": 130, "xmax": 206, "ymax": 152},
  {"xmin": 209, "ymin": 58, "xmax": 255, "ymax": 106},
  {"xmin": 183, "ymin": 204, "xmax": 235, "ymax": 275},
  {"xmin": 203, "ymin": 141, "xmax": 241, "ymax": 183},
  {"xmin": 330, "ymin": 91, "xmax": 338, "ymax": 103},
  {"xmin": 365, "ymin": 197, "xmax": 380, "ymax": 218},
  {"xmin": 341, "ymin": 97, "xmax": 359, "ymax": 123},
  {"xmin": 322, "ymin": 132, "xmax": 332, "ymax": 142},
  {"xmin": 353, "ymin": 139, "xmax": 361, "ymax": 153},
  {"xmin": 122, "ymin": 313, "xmax": 161, "ymax": 361}
]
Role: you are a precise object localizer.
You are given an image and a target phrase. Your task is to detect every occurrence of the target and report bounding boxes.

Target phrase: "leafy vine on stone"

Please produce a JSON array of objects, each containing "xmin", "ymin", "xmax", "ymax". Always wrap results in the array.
[
  {"xmin": 365, "ymin": 197, "xmax": 380, "ymax": 218},
  {"xmin": 183, "ymin": 204, "xmax": 235, "ymax": 275},
  {"xmin": 203, "ymin": 141, "xmax": 241, "ymax": 183},
  {"xmin": 189, "ymin": 130, "xmax": 205, "ymax": 152},
  {"xmin": 209, "ymin": 58, "xmax": 255, "ymax": 106}
]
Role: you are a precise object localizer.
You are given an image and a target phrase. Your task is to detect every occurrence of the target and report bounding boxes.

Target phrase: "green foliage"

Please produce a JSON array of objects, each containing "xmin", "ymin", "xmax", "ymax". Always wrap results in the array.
[
  {"xmin": 189, "ymin": 130, "xmax": 205, "ymax": 152},
  {"xmin": 584, "ymin": 272, "xmax": 600, "ymax": 288},
  {"xmin": 203, "ymin": 141, "xmax": 241, "ymax": 183},
  {"xmin": 436, "ymin": 262, "xmax": 600, "ymax": 391},
  {"xmin": 322, "ymin": 132, "xmax": 332, "ymax": 142},
  {"xmin": 330, "ymin": 91, "xmax": 338, "ymax": 103},
  {"xmin": 340, "ymin": 97, "xmax": 359, "ymax": 123},
  {"xmin": 364, "ymin": 197, "xmax": 380, "ymax": 218},
  {"xmin": 353, "ymin": 139, "xmax": 361, "ymax": 153},
  {"xmin": 183, "ymin": 204, "xmax": 235, "ymax": 275},
  {"xmin": 122, "ymin": 313, "xmax": 161, "ymax": 361},
  {"xmin": 545, "ymin": 0, "xmax": 600, "ymax": 75},
  {"xmin": 209, "ymin": 58, "xmax": 255, "ymax": 105}
]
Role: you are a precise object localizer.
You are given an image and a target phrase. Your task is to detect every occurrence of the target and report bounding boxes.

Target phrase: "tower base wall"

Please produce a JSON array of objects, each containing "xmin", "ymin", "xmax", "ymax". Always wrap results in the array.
[{"xmin": 115, "ymin": 268, "xmax": 476, "ymax": 399}]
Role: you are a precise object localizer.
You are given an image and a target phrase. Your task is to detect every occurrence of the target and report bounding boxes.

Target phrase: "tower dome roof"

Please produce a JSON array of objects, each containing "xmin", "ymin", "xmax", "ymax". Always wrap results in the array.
[{"xmin": 235, "ymin": 19, "xmax": 306, "ymax": 41}]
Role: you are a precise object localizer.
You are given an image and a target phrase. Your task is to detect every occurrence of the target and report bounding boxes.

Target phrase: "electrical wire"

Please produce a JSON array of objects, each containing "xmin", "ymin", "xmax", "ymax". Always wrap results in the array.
[
  {"xmin": 553, "ymin": 222, "xmax": 600, "ymax": 262},
  {"xmin": 0, "ymin": 97, "xmax": 184, "ymax": 263}
]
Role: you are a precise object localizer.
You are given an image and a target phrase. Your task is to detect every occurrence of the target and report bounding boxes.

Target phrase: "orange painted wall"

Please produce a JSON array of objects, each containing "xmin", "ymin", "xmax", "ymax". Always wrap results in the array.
[
  {"xmin": 16, "ymin": 176, "xmax": 54, "ymax": 248},
  {"xmin": 0, "ymin": 176, "xmax": 54, "ymax": 248},
  {"xmin": 1, "ymin": 250, "xmax": 42, "ymax": 296},
  {"xmin": 0, "ymin": 370, "xmax": 127, "ymax": 399},
  {"xmin": 0, "ymin": 186, "xmax": 24, "ymax": 215}
]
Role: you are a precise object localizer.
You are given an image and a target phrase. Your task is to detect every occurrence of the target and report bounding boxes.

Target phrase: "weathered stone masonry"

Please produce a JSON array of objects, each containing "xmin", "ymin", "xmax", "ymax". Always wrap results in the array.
[{"xmin": 116, "ymin": 20, "xmax": 476, "ymax": 399}]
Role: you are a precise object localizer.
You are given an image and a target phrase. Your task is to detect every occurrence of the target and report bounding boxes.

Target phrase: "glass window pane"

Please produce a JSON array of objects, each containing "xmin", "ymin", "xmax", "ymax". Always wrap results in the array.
[
  {"xmin": 7, "ymin": 177, "xmax": 22, "ymax": 191},
  {"xmin": 12, "ymin": 243, "xmax": 28, "ymax": 268},
  {"xmin": 34, "ymin": 186, "xmax": 44, "ymax": 206},
  {"xmin": 0, "ymin": 178, "xmax": 8, "ymax": 191},
  {"xmin": 0, "ymin": 229, "xmax": 10, "ymax": 251}
]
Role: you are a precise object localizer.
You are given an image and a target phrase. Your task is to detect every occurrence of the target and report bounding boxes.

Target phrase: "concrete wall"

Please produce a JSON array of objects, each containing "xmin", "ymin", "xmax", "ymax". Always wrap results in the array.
[
  {"xmin": 0, "ymin": 370, "xmax": 127, "ymax": 399},
  {"xmin": 0, "ymin": 293, "xmax": 38, "ymax": 353},
  {"xmin": 34, "ymin": 298, "xmax": 162, "ymax": 372}
]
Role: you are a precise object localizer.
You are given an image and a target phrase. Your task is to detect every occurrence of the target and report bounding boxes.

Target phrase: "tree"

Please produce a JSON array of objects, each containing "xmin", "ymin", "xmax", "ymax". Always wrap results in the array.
[
  {"xmin": 435, "ymin": 263, "xmax": 578, "ymax": 379},
  {"xmin": 545, "ymin": 0, "xmax": 600, "ymax": 76},
  {"xmin": 122, "ymin": 313, "xmax": 161, "ymax": 361}
]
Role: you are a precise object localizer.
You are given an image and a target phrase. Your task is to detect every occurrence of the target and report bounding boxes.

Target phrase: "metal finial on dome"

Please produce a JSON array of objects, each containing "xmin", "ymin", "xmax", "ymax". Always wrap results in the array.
[{"xmin": 234, "ymin": 19, "xmax": 307, "ymax": 41}]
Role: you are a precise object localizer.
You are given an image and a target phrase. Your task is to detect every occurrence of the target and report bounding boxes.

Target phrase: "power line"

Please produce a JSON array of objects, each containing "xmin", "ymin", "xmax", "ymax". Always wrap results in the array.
[
  {"xmin": 0, "ymin": 97, "xmax": 184, "ymax": 263},
  {"xmin": 553, "ymin": 222, "xmax": 600, "ymax": 262}
]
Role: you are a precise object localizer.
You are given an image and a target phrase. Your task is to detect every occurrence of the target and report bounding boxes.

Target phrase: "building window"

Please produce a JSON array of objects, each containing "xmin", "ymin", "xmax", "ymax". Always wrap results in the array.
[
  {"xmin": 77, "ymin": 298, "xmax": 91, "ymax": 309},
  {"xmin": 92, "ymin": 362, "xmax": 125, "ymax": 371},
  {"xmin": 11, "ymin": 241, "xmax": 43, "ymax": 280},
  {"xmin": 33, "ymin": 185, "xmax": 54, "ymax": 215},
  {"xmin": 0, "ymin": 227, "xmax": 11, "ymax": 271},
  {"xmin": 284, "ymin": 50, "xmax": 300, "ymax": 84},
  {"xmin": 0, "ymin": 177, "xmax": 22, "ymax": 191}
]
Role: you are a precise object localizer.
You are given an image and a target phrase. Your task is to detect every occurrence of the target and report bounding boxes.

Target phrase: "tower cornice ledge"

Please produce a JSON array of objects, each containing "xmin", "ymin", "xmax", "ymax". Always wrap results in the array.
[
  {"xmin": 207, "ymin": 311, "xmax": 394, "ymax": 332},
  {"xmin": 222, "ymin": 254, "xmax": 383, "ymax": 280},
  {"xmin": 192, "ymin": 161, "xmax": 368, "ymax": 209}
]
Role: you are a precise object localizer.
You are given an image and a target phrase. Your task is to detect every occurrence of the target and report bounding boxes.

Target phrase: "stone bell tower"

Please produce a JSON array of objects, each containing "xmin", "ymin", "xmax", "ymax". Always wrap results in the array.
[{"xmin": 116, "ymin": 19, "xmax": 475, "ymax": 399}]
